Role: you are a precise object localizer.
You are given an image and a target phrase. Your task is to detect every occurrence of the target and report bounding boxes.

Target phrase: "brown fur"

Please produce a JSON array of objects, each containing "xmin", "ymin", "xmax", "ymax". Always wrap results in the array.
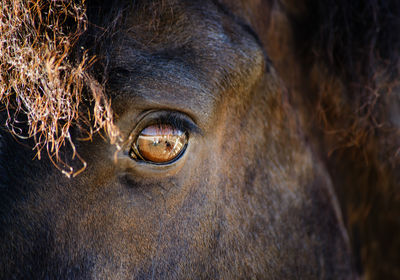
[{"xmin": 0, "ymin": 0, "xmax": 399, "ymax": 279}]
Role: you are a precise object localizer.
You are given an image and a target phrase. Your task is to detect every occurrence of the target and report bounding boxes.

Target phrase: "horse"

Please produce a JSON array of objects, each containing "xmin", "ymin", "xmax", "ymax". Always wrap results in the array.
[{"xmin": 0, "ymin": 0, "xmax": 399, "ymax": 278}]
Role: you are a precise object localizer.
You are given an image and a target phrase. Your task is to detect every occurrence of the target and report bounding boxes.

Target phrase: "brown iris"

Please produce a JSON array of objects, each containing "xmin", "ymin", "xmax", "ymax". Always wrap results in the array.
[{"xmin": 131, "ymin": 124, "xmax": 188, "ymax": 163}]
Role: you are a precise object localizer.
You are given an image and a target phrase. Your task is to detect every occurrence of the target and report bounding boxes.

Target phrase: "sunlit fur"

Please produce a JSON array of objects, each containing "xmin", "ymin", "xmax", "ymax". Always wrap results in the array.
[{"xmin": 0, "ymin": 0, "xmax": 119, "ymax": 176}]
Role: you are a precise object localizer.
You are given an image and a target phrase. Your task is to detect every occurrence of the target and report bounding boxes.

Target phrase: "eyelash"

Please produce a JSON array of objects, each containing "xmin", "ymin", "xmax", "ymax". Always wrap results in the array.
[{"xmin": 150, "ymin": 113, "xmax": 200, "ymax": 135}]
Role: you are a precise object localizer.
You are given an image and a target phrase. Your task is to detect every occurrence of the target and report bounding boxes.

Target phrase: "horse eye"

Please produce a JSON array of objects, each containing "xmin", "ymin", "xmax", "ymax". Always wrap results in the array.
[{"xmin": 130, "ymin": 124, "xmax": 188, "ymax": 164}]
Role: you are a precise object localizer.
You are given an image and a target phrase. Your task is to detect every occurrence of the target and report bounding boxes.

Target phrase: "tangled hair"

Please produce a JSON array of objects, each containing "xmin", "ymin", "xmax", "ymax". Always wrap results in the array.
[
  {"xmin": 0, "ymin": 0, "xmax": 120, "ymax": 176},
  {"xmin": 307, "ymin": 0, "xmax": 400, "ymax": 78},
  {"xmin": 299, "ymin": 0, "xmax": 400, "ymax": 152},
  {"xmin": 292, "ymin": 1, "xmax": 400, "ymax": 277}
]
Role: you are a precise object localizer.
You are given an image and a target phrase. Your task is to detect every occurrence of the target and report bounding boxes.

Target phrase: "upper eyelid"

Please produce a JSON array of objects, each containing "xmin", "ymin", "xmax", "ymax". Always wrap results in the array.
[{"xmin": 152, "ymin": 113, "xmax": 202, "ymax": 135}]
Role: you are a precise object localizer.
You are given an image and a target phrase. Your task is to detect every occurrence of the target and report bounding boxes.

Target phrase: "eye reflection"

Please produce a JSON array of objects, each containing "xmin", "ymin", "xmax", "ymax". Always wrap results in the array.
[{"xmin": 131, "ymin": 124, "xmax": 188, "ymax": 164}]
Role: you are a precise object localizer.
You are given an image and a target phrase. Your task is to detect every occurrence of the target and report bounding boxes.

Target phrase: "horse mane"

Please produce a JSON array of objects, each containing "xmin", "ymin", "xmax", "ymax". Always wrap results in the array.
[
  {"xmin": 296, "ymin": 0, "xmax": 400, "ymax": 151},
  {"xmin": 0, "ymin": 1, "xmax": 120, "ymax": 176},
  {"xmin": 306, "ymin": 0, "xmax": 400, "ymax": 82},
  {"xmin": 288, "ymin": 1, "xmax": 400, "ymax": 277}
]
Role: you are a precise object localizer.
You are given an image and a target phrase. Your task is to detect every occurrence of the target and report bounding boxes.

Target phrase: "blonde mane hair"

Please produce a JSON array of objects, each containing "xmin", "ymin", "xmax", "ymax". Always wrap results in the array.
[{"xmin": 0, "ymin": 0, "xmax": 119, "ymax": 176}]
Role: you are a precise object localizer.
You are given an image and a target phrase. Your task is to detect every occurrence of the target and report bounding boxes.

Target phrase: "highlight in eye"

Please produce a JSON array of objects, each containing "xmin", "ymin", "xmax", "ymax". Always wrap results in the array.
[{"xmin": 130, "ymin": 124, "xmax": 188, "ymax": 164}]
